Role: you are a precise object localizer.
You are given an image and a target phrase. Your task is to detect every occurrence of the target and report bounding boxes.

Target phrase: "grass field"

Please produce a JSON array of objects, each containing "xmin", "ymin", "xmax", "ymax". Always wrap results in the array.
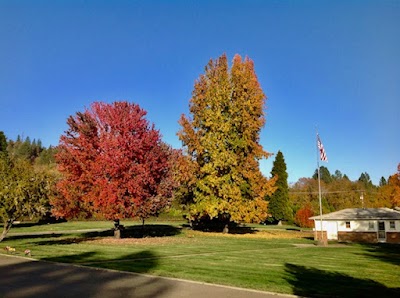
[{"xmin": 1, "ymin": 221, "xmax": 400, "ymax": 297}]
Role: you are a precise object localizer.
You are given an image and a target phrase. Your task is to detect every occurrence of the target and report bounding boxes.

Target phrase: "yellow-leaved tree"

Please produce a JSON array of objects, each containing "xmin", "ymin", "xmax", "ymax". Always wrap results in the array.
[
  {"xmin": 177, "ymin": 54, "xmax": 276, "ymax": 232},
  {"xmin": 378, "ymin": 163, "xmax": 400, "ymax": 208}
]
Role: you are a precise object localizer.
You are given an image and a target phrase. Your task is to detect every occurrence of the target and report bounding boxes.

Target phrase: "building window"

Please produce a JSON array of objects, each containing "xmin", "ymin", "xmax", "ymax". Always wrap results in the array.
[
  {"xmin": 345, "ymin": 221, "xmax": 351, "ymax": 229},
  {"xmin": 390, "ymin": 221, "xmax": 395, "ymax": 230},
  {"xmin": 368, "ymin": 222, "xmax": 375, "ymax": 230}
]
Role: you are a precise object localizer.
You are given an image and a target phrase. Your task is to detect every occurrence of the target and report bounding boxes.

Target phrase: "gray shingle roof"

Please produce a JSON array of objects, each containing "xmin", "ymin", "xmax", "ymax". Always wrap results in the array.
[{"xmin": 309, "ymin": 208, "xmax": 400, "ymax": 220}]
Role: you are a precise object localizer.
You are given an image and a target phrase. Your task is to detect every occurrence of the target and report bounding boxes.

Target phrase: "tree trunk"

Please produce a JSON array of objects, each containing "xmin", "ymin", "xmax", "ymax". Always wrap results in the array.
[
  {"xmin": 0, "ymin": 219, "xmax": 14, "ymax": 242},
  {"xmin": 141, "ymin": 218, "xmax": 145, "ymax": 238},
  {"xmin": 113, "ymin": 219, "xmax": 121, "ymax": 239},
  {"xmin": 223, "ymin": 224, "xmax": 229, "ymax": 234}
]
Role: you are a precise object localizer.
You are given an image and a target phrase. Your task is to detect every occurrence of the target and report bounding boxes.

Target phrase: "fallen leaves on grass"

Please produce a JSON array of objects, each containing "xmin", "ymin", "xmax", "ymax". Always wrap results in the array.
[{"xmin": 187, "ymin": 229, "xmax": 312, "ymax": 239}]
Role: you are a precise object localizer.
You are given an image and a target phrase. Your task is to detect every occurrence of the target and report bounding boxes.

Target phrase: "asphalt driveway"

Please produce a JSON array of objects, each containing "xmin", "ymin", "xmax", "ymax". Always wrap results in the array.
[{"xmin": 0, "ymin": 254, "xmax": 295, "ymax": 298}]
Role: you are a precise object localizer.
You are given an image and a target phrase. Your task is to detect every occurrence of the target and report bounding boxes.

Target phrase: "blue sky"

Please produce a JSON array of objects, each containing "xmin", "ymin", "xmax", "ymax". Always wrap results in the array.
[{"xmin": 1, "ymin": 0, "xmax": 399, "ymax": 185}]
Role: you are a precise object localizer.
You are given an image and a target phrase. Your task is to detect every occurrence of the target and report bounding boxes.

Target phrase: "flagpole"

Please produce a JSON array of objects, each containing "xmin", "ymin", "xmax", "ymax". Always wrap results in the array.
[{"xmin": 316, "ymin": 131, "xmax": 325, "ymax": 245}]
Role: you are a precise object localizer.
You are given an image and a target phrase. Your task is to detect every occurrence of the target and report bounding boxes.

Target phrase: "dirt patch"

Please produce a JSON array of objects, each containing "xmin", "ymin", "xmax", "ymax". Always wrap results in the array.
[{"xmin": 187, "ymin": 229, "xmax": 313, "ymax": 239}]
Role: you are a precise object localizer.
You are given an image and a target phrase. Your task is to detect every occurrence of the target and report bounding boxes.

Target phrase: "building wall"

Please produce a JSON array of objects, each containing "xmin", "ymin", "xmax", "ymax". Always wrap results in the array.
[
  {"xmin": 337, "ymin": 231, "xmax": 378, "ymax": 243},
  {"xmin": 337, "ymin": 220, "xmax": 371, "ymax": 232},
  {"xmin": 313, "ymin": 220, "xmax": 338, "ymax": 240},
  {"xmin": 313, "ymin": 219, "xmax": 400, "ymax": 243},
  {"xmin": 386, "ymin": 232, "xmax": 400, "ymax": 244},
  {"xmin": 313, "ymin": 230, "xmax": 327, "ymax": 242}
]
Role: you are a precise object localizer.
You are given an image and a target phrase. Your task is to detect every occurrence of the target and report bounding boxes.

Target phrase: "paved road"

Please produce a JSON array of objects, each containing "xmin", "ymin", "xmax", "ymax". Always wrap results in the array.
[{"xmin": 0, "ymin": 255, "xmax": 295, "ymax": 298}]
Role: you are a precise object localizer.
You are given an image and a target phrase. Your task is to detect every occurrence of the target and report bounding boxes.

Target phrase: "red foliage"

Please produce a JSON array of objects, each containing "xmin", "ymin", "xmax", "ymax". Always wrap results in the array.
[
  {"xmin": 295, "ymin": 205, "xmax": 314, "ymax": 228},
  {"xmin": 52, "ymin": 101, "xmax": 175, "ymax": 221}
]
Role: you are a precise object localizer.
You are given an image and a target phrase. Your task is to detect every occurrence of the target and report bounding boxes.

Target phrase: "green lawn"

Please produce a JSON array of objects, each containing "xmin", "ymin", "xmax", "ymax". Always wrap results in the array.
[{"xmin": 1, "ymin": 221, "xmax": 400, "ymax": 297}]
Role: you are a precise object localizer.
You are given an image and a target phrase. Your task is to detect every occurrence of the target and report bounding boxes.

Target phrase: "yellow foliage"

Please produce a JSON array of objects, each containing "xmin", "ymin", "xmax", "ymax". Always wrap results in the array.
[{"xmin": 177, "ymin": 54, "xmax": 276, "ymax": 223}]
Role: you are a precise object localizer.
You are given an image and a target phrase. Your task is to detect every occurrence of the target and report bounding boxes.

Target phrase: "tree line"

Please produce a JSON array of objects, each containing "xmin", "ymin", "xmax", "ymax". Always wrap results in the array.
[
  {"xmin": 289, "ymin": 165, "xmax": 400, "ymax": 228},
  {"xmin": 1, "ymin": 53, "xmax": 399, "ymax": 240},
  {"xmin": 0, "ymin": 132, "xmax": 59, "ymax": 241},
  {"xmin": 263, "ymin": 151, "xmax": 400, "ymax": 228}
]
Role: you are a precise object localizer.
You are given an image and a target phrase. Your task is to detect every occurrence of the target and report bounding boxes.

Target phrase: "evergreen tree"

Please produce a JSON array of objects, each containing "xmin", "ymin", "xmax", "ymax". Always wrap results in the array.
[
  {"xmin": 313, "ymin": 166, "xmax": 333, "ymax": 184},
  {"xmin": 267, "ymin": 151, "xmax": 292, "ymax": 223},
  {"xmin": 6, "ymin": 135, "xmax": 45, "ymax": 162},
  {"xmin": 178, "ymin": 54, "xmax": 275, "ymax": 231},
  {"xmin": 358, "ymin": 172, "xmax": 374, "ymax": 188},
  {"xmin": 0, "ymin": 131, "xmax": 7, "ymax": 154},
  {"xmin": 35, "ymin": 146, "xmax": 57, "ymax": 166},
  {"xmin": 379, "ymin": 176, "xmax": 387, "ymax": 187},
  {"xmin": 333, "ymin": 170, "xmax": 343, "ymax": 180}
]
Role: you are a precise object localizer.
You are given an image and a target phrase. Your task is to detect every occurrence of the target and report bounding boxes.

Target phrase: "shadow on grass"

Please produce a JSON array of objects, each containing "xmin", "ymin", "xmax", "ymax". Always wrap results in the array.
[
  {"xmin": 4, "ymin": 233, "xmax": 64, "ymax": 241},
  {"xmin": 43, "ymin": 250, "xmax": 159, "ymax": 273},
  {"xmin": 6, "ymin": 222, "xmax": 47, "ymax": 228},
  {"xmin": 34, "ymin": 236, "xmax": 96, "ymax": 246},
  {"xmin": 284, "ymin": 263, "xmax": 400, "ymax": 298},
  {"xmin": 192, "ymin": 225, "xmax": 256, "ymax": 234},
  {"xmin": 190, "ymin": 221, "xmax": 256, "ymax": 234},
  {"xmin": 84, "ymin": 224, "xmax": 182, "ymax": 239},
  {"xmin": 0, "ymin": 250, "xmax": 171, "ymax": 298},
  {"xmin": 31, "ymin": 224, "xmax": 182, "ymax": 246},
  {"xmin": 82, "ymin": 250, "xmax": 161, "ymax": 274},
  {"xmin": 4, "ymin": 217, "xmax": 67, "ymax": 230},
  {"xmin": 357, "ymin": 243, "xmax": 400, "ymax": 266},
  {"xmin": 303, "ymin": 236, "xmax": 314, "ymax": 241},
  {"xmin": 122, "ymin": 224, "xmax": 181, "ymax": 238}
]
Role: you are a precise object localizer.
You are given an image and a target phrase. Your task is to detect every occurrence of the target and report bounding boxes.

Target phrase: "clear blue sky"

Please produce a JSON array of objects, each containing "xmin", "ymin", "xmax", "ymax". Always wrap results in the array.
[{"xmin": 1, "ymin": 0, "xmax": 399, "ymax": 185}]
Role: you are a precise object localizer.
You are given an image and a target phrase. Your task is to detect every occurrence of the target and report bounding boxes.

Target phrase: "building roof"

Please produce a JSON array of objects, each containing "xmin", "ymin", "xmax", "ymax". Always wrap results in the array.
[{"xmin": 310, "ymin": 208, "xmax": 400, "ymax": 220}]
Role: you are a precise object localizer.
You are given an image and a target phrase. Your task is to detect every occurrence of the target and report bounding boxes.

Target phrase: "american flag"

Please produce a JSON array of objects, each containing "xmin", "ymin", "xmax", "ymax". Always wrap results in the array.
[{"xmin": 317, "ymin": 135, "xmax": 328, "ymax": 162}]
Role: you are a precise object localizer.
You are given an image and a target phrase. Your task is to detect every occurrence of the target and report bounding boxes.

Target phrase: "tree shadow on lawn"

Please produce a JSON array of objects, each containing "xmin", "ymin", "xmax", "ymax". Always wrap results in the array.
[
  {"xmin": 195, "ymin": 225, "xmax": 255, "ymax": 234},
  {"xmin": 32, "ymin": 224, "xmax": 182, "ymax": 246},
  {"xmin": 356, "ymin": 243, "xmax": 400, "ymax": 267},
  {"xmin": 85, "ymin": 224, "xmax": 182, "ymax": 239},
  {"xmin": 0, "ymin": 250, "xmax": 172, "ymax": 298},
  {"xmin": 122, "ymin": 224, "xmax": 182, "ymax": 238},
  {"xmin": 43, "ymin": 250, "xmax": 159, "ymax": 273},
  {"xmin": 4, "ymin": 233, "xmax": 64, "ymax": 241},
  {"xmin": 284, "ymin": 263, "xmax": 400, "ymax": 298},
  {"xmin": 189, "ymin": 221, "xmax": 256, "ymax": 234},
  {"xmin": 4, "ymin": 218, "xmax": 66, "ymax": 230}
]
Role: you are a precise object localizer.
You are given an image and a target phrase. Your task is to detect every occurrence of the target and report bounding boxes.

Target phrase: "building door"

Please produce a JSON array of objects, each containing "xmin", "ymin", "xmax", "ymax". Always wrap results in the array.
[{"xmin": 378, "ymin": 221, "xmax": 386, "ymax": 242}]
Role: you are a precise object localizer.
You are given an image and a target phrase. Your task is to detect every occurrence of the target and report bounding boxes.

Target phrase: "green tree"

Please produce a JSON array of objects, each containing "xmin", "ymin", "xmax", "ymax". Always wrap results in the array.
[
  {"xmin": 7, "ymin": 136, "xmax": 43, "ymax": 161},
  {"xmin": 267, "ymin": 151, "xmax": 292, "ymax": 223},
  {"xmin": 379, "ymin": 176, "xmax": 387, "ymax": 187},
  {"xmin": 0, "ymin": 155, "xmax": 56, "ymax": 241},
  {"xmin": 333, "ymin": 170, "xmax": 343, "ymax": 180},
  {"xmin": 358, "ymin": 172, "xmax": 374, "ymax": 188},
  {"xmin": 313, "ymin": 166, "xmax": 332, "ymax": 184},
  {"xmin": 0, "ymin": 131, "xmax": 7, "ymax": 154},
  {"xmin": 178, "ymin": 54, "xmax": 275, "ymax": 232},
  {"xmin": 35, "ymin": 146, "xmax": 58, "ymax": 166}
]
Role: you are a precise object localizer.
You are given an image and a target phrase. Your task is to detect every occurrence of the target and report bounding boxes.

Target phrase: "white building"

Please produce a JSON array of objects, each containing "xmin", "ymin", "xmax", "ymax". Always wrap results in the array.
[{"xmin": 310, "ymin": 208, "xmax": 400, "ymax": 243}]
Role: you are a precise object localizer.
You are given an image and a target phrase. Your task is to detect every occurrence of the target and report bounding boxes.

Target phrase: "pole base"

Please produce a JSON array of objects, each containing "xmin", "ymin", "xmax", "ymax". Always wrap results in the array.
[{"xmin": 317, "ymin": 239, "xmax": 328, "ymax": 246}]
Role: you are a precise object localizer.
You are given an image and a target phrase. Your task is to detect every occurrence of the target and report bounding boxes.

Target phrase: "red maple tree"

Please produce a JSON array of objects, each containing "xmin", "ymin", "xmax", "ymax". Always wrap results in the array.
[
  {"xmin": 295, "ymin": 205, "xmax": 314, "ymax": 228},
  {"xmin": 52, "ymin": 102, "xmax": 175, "ymax": 233}
]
